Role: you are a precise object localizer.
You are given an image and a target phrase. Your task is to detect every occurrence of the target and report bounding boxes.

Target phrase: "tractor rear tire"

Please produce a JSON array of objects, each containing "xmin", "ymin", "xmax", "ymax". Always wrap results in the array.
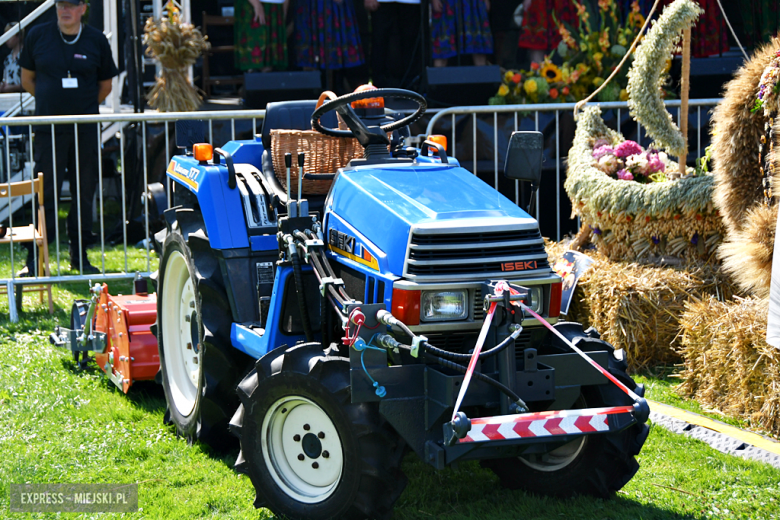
[
  {"xmin": 230, "ymin": 343, "xmax": 407, "ymax": 520},
  {"xmin": 482, "ymin": 325, "xmax": 649, "ymax": 498},
  {"xmin": 157, "ymin": 212, "xmax": 251, "ymax": 447}
]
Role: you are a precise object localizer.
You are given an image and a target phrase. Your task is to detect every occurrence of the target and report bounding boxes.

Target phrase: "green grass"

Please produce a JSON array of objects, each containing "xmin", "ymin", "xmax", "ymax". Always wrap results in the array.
[
  {"xmin": 1, "ymin": 250, "xmax": 780, "ymax": 519},
  {"xmin": 634, "ymin": 366, "xmax": 776, "ymax": 437}
]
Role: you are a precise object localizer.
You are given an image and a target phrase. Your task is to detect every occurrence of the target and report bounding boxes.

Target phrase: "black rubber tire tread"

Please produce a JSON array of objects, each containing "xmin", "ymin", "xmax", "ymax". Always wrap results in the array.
[
  {"xmin": 483, "ymin": 327, "xmax": 649, "ymax": 498},
  {"xmin": 157, "ymin": 212, "xmax": 252, "ymax": 448},
  {"xmin": 229, "ymin": 343, "xmax": 407, "ymax": 520}
]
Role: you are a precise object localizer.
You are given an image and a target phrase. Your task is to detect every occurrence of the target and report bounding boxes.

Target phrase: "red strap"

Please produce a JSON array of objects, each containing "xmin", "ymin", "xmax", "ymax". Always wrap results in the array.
[
  {"xmin": 495, "ymin": 281, "xmax": 640, "ymax": 402},
  {"xmin": 451, "ymin": 301, "xmax": 497, "ymax": 421}
]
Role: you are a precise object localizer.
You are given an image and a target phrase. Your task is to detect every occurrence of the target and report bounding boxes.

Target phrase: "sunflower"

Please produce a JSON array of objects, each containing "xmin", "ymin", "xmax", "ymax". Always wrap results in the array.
[
  {"xmin": 628, "ymin": 10, "xmax": 645, "ymax": 29},
  {"xmin": 540, "ymin": 62, "xmax": 563, "ymax": 83}
]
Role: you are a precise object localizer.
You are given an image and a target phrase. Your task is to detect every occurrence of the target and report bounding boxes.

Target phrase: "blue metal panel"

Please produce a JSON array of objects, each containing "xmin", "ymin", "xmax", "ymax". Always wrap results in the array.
[
  {"xmin": 250, "ymin": 235, "xmax": 279, "ymax": 251},
  {"xmin": 221, "ymin": 139, "xmax": 265, "ymax": 167},
  {"xmin": 229, "ymin": 265, "xmax": 310, "ymax": 359},
  {"xmin": 166, "ymin": 155, "xmax": 249, "ymax": 249},
  {"xmin": 326, "ymin": 162, "xmax": 531, "ymax": 274},
  {"xmin": 231, "ymin": 324, "xmax": 266, "ymax": 359},
  {"xmin": 325, "ymin": 212, "xmax": 396, "ymax": 275},
  {"xmin": 415, "ymin": 155, "xmax": 461, "ymax": 167}
]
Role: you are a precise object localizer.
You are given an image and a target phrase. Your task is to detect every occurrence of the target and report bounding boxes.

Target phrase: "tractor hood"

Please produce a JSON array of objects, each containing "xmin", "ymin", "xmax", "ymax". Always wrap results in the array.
[{"xmin": 325, "ymin": 163, "xmax": 548, "ymax": 279}]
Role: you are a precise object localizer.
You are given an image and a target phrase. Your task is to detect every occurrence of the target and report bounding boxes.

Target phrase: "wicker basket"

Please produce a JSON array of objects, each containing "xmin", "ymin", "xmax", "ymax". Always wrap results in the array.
[
  {"xmin": 565, "ymin": 106, "xmax": 723, "ymax": 262},
  {"xmin": 271, "ymin": 129, "xmax": 364, "ymax": 195}
]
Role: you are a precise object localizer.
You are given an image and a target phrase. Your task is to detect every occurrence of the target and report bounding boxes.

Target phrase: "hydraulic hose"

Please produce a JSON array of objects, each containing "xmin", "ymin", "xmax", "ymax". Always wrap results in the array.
[
  {"xmin": 290, "ymin": 250, "xmax": 314, "ymax": 342},
  {"xmin": 315, "ymin": 248, "xmax": 350, "ymax": 300},
  {"xmin": 422, "ymin": 328, "xmax": 522, "ymax": 362}
]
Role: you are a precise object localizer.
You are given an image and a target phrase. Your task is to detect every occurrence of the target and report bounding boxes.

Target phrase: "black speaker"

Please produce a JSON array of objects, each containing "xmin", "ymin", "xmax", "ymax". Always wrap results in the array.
[
  {"xmin": 425, "ymin": 65, "xmax": 502, "ymax": 107},
  {"xmin": 243, "ymin": 71, "xmax": 323, "ymax": 109},
  {"xmin": 689, "ymin": 56, "xmax": 744, "ymax": 99}
]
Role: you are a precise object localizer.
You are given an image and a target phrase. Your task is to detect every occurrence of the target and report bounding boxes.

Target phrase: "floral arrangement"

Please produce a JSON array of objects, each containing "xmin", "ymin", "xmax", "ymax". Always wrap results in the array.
[
  {"xmin": 591, "ymin": 138, "xmax": 669, "ymax": 182},
  {"xmin": 492, "ymin": 61, "xmax": 572, "ymax": 105},
  {"xmin": 752, "ymin": 50, "xmax": 780, "ymax": 116},
  {"xmin": 565, "ymin": 105, "xmax": 723, "ymax": 261},
  {"xmin": 491, "ymin": 0, "xmax": 658, "ymax": 105},
  {"xmin": 627, "ymin": 0, "xmax": 702, "ymax": 158}
]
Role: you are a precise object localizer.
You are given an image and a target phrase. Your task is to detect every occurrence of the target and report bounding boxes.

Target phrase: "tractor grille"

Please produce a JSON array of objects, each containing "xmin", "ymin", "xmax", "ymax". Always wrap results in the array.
[
  {"xmin": 405, "ymin": 228, "xmax": 550, "ymax": 280},
  {"xmin": 473, "ymin": 287, "xmax": 484, "ymax": 321}
]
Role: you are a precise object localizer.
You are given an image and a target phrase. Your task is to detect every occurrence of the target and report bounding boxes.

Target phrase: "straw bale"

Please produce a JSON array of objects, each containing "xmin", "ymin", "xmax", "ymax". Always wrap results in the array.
[
  {"xmin": 546, "ymin": 241, "xmax": 735, "ymax": 372},
  {"xmin": 711, "ymin": 37, "xmax": 780, "ymax": 235},
  {"xmin": 678, "ymin": 297, "xmax": 780, "ymax": 436},
  {"xmin": 712, "ymin": 37, "xmax": 780, "ymax": 297},
  {"xmin": 143, "ymin": 8, "xmax": 209, "ymax": 112}
]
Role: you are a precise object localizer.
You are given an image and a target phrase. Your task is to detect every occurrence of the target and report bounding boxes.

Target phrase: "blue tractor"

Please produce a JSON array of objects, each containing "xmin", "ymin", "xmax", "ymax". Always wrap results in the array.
[{"xmin": 156, "ymin": 88, "xmax": 649, "ymax": 519}]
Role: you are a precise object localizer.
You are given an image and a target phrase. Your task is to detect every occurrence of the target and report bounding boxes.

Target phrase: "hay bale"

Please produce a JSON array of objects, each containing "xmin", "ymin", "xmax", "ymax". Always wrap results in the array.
[
  {"xmin": 678, "ymin": 297, "xmax": 780, "ymax": 436},
  {"xmin": 712, "ymin": 38, "xmax": 780, "ymax": 296},
  {"xmin": 547, "ymin": 242, "xmax": 735, "ymax": 372},
  {"xmin": 712, "ymin": 38, "xmax": 780, "ymax": 235}
]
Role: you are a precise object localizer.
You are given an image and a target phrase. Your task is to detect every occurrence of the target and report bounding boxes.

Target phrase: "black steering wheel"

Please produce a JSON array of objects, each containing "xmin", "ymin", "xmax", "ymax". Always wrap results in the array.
[{"xmin": 311, "ymin": 88, "xmax": 427, "ymax": 150}]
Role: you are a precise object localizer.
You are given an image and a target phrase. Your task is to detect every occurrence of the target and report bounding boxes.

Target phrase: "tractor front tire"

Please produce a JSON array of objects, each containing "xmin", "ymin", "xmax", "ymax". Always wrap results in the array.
[
  {"xmin": 157, "ymin": 212, "xmax": 250, "ymax": 447},
  {"xmin": 230, "ymin": 343, "xmax": 407, "ymax": 520},
  {"xmin": 483, "ymin": 326, "xmax": 649, "ymax": 498}
]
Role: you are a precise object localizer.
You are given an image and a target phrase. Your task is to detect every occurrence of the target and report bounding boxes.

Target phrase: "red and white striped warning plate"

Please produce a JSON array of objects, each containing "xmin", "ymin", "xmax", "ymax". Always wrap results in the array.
[{"xmin": 460, "ymin": 405, "xmax": 635, "ymax": 443}]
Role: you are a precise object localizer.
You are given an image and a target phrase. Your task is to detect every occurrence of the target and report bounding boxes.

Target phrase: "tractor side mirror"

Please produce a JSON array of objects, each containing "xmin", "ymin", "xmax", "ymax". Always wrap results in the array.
[{"xmin": 504, "ymin": 131, "xmax": 543, "ymax": 186}]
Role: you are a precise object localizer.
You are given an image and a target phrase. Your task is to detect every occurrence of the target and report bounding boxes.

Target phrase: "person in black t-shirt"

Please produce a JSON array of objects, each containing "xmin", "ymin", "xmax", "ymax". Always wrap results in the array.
[{"xmin": 18, "ymin": 0, "xmax": 118, "ymax": 275}]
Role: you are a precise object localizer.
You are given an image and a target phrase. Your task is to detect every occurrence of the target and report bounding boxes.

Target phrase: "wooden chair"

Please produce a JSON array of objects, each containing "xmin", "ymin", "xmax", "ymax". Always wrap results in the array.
[
  {"xmin": 0, "ymin": 172, "xmax": 54, "ymax": 313},
  {"xmin": 202, "ymin": 13, "xmax": 244, "ymax": 97}
]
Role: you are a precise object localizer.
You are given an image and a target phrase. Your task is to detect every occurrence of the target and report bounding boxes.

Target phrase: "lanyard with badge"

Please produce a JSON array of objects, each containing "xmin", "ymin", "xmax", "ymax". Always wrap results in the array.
[{"xmin": 59, "ymin": 22, "xmax": 82, "ymax": 89}]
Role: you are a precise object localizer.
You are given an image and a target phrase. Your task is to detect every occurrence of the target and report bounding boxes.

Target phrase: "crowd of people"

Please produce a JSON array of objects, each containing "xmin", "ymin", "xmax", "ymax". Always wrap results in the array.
[
  {"xmin": 231, "ymin": 0, "xmax": 497, "ymax": 92},
  {"xmin": 226, "ymin": 0, "xmax": 779, "ymax": 93}
]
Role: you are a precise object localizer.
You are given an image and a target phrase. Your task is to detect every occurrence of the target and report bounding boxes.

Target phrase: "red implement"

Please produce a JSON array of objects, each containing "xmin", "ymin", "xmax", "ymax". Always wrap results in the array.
[{"xmin": 93, "ymin": 284, "xmax": 159, "ymax": 393}]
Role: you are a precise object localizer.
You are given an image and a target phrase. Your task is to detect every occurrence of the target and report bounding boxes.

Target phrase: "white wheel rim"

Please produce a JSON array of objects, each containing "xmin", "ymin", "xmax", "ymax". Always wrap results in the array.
[
  {"xmin": 519, "ymin": 435, "xmax": 587, "ymax": 472},
  {"xmin": 519, "ymin": 394, "xmax": 588, "ymax": 472},
  {"xmin": 262, "ymin": 396, "xmax": 344, "ymax": 503},
  {"xmin": 161, "ymin": 250, "xmax": 200, "ymax": 416}
]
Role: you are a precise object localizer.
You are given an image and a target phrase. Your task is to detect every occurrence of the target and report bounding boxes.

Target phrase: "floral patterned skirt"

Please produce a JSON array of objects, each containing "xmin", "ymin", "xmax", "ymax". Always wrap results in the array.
[
  {"xmin": 234, "ymin": 0, "xmax": 288, "ymax": 71},
  {"xmin": 517, "ymin": 0, "xmax": 579, "ymax": 51},
  {"xmin": 431, "ymin": 0, "xmax": 493, "ymax": 59},
  {"xmin": 661, "ymin": 0, "xmax": 728, "ymax": 57},
  {"xmin": 295, "ymin": 0, "xmax": 364, "ymax": 70}
]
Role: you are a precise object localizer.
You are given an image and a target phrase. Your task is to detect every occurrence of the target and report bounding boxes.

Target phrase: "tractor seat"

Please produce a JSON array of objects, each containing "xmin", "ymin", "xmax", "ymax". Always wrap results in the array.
[
  {"xmin": 261, "ymin": 100, "xmax": 338, "ymax": 150},
  {"xmin": 261, "ymin": 100, "xmax": 347, "ymax": 198}
]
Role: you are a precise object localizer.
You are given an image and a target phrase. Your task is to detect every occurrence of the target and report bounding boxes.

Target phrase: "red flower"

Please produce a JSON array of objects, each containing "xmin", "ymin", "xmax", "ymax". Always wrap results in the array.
[
  {"xmin": 549, "ymin": 88, "xmax": 559, "ymax": 99},
  {"xmin": 530, "ymin": 62, "xmax": 540, "ymax": 71},
  {"xmin": 562, "ymin": 86, "xmax": 570, "ymax": 95},
  {"xmin": 512, "ymin": 73, "xmax": 521, "ymax": 84},
  {"xmin": 251, "ymin": 46, "xmax": 261, "ymax": 57}
]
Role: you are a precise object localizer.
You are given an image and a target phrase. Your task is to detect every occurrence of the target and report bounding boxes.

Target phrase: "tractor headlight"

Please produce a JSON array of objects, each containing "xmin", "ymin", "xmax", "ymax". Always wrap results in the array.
[
  {"xmin": 523, "ymin": 286, "xmax": 543, "ymax": 314},
  {"xmin": 421, "ymin": 290, "xmax": 468, "ymax": 322}
]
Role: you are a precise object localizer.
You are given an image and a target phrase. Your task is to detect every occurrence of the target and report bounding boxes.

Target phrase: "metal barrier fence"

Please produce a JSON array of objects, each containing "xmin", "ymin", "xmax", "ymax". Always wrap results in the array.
[
  {"xmin": 424, "ymin": 99, "xmax": 722, "ymax": 242},
  {"xmin": 2, "ymin": 99, "xmax": 722, "ymax": 321},
  {"xmin": 1, "ymin": 109, "xmax": 265, "ymax": 321}
]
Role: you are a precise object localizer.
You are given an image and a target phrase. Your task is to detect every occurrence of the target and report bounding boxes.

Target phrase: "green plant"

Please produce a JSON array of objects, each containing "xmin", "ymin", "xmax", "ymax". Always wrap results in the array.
[{"xmin": 492, "ymin": 0, "xmax": 680, "ymax": 106}]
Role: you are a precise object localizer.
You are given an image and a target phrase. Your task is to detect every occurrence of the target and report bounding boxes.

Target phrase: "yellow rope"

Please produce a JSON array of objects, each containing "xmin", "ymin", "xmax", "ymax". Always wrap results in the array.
[{"xmin": 678, "ymin": 28, "xmax": 691, "ymax": 177}]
